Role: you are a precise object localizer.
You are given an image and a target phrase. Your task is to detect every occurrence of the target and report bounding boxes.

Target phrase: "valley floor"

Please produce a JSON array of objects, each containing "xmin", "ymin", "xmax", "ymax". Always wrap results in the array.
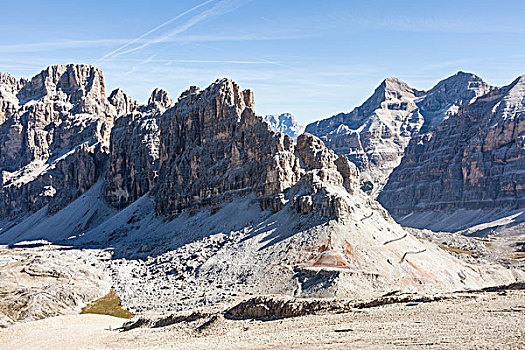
[{"xmin": 1, "ymin": 290, "xmax": 524, "ymax": 350}]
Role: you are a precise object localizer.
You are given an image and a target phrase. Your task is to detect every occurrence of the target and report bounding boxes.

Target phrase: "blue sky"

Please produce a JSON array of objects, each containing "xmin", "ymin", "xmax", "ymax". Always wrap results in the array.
[{"xmin": 2, "ymin": 0, "xmax": 524, "ymax": 124}]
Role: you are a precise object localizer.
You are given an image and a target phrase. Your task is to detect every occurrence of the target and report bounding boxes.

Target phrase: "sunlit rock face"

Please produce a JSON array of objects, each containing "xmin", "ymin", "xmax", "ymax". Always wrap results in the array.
[
  {"xmin": 0, "ymin": 64, "xmax": 115, "ymax": 217},
  {"xmin": 305, "ymin": 77, "xmax": 425, "ymax": 196}
]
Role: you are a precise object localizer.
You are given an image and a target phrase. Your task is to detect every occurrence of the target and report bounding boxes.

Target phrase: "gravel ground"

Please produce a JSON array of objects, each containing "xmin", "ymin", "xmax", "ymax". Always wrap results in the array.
[{"xmin": 1, "ymin": 290, "xmax": 524, "ymax": 350}]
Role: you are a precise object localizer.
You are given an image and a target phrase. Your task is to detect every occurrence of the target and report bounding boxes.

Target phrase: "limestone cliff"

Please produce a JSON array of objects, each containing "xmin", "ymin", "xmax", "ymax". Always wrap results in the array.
[{"xmin": 379, "ymin": 75, "xmax": 525, "ymax": 217}]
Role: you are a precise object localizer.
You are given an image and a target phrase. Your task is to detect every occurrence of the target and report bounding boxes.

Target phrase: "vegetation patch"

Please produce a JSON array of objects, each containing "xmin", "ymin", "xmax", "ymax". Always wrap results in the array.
[{"xmin": 81, "ymin": 290, "xmax": 133, "ymax": 319}]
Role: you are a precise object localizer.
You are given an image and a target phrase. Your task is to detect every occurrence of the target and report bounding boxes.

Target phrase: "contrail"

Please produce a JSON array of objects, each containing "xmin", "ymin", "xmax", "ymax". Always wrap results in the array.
[
  {"xmin": 104, "ymin": 0, "xmax": 242, "ymax": 60},
  {"xmin": 94, "ymin": 0, "xmax": 216, "ymax": 65}
]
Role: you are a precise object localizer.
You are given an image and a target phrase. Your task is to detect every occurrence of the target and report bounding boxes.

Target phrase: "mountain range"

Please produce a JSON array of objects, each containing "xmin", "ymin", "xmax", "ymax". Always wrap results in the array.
[
  {"xmin": 305, "ymin": 71, "xmax": 525, "ymax": 231},
  {"xmin": 0, "ymin": 64, "xmax": 523, "ymax": 324}
]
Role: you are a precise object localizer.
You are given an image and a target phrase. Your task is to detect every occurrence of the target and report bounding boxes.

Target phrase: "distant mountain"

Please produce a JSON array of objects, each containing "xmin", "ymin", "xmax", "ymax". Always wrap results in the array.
[
  {"xmin": 306, "ymin": 71, "xmax": 525, "ymax": 229},
  {"xmin": 305, "ymin": 72, "xmax": 492, "ymax": 190},
  {"xmin": 263, "ymin": 113, "xmax": 304, "ymax": 140}
]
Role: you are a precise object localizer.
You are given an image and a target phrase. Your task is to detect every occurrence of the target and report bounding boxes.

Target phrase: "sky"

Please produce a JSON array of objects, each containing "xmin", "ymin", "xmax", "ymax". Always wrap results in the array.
[{"xmin": 1, "ymin": 0, "xmax": 525, "ymax": 125}]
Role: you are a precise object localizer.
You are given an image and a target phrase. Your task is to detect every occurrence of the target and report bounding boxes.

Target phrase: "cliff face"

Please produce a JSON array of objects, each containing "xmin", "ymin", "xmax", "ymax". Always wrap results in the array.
[
  {"xmin": 379, "ymin": 76, "xmax": 525, "ymax": 216},
  {"xmin": 0, "ymin": 64, "xmax": 115, "ymax": 216},
  {"xmin": 153, "ymin": 79, "xmax": 301, "ymax": 215}
]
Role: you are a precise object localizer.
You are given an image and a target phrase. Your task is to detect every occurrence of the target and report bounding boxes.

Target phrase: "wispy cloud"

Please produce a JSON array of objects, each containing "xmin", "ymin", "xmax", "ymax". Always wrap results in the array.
[
  {"xmin": 342, "ymin": 14, "xmax": 525, "ymax": 34},
  {"xmin": 114, "ymin": 58, "xmax": 278, "ymax": 65},
  {"xmin": 94, "ymin": 0, "xmax": 215, "ymax": 65},
  {"xmin": 95, "ymin": 0, "xmax": 245, "ymax": 64}
]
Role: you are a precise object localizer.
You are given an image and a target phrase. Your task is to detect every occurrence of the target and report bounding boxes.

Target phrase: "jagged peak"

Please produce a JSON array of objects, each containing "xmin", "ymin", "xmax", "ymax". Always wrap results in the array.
[
  {"xmin": 109, "ymin": 87, "xmax": 126, "ymax": 96},
  {"xmin": 264, "ymin": 113, "xmax": 304, "ymax": 140},
  {"xmin": 175, "ymin": 78, "xmax": 254, "ymax": 112},
  {"xmin": 265, "ymin": 112, "xmax": 296, "ymax": 124},
  {"xmin": 381, "ymin": 76, "xmax": 409, "ymax": 88},
  {"xmin": 358, "ymin": 76, "xmax": 421, "ymax": 113},
  {"xmin": 0, "ymin": 72, "xmax": 18, "ymax": 85},
  {"xmin": 109, "ymin": 87, "xmax": 138, "ymax": 116}
]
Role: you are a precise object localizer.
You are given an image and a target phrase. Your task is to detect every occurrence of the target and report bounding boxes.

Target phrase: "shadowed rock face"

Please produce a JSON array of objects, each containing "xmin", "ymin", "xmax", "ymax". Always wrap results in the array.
[
  {"xmin": 103, "ymin": 88, "xmax": 172, "ymax": 209},
  {"xmin": 379, "ymin": 75, "xmax": 525, "ymax": 216}
]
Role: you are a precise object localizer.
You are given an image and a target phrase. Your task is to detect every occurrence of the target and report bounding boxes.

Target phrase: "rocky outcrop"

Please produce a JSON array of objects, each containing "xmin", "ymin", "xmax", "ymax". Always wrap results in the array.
[
  {"xmin": 109, "ymin": 88, "xmax": 138, "ymax": 116},
  {"xmin": 103, "ymin": 89, "xmax": 171, "ymax": 208},
  {"xmin": 264, "ymin": 113, "xmax": 304, "ymax": 140},
  {"xmin": 379, "ymin": 75, "xmax": 525, "ymax": 217},
  {"xmin": 16, "ymin": 64, "xmax": 113, "ymax": 116},
  {"xmin": 147, "ymin": 88, "xmax": 173, "ymax": 111},
  {"xmin": 0, "ymin": 64, "xmax": 115, "ymax": 217}
]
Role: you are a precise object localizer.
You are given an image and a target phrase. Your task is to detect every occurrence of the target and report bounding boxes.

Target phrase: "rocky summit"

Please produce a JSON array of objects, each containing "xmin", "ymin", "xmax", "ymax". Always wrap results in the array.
[
  {"xmin": 0, "ymin": 64, "xmax": 523, "ymax": 327},
  {"xmin": 306, "ymin": 77, "xmax": 425, "ymax": 196}
]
